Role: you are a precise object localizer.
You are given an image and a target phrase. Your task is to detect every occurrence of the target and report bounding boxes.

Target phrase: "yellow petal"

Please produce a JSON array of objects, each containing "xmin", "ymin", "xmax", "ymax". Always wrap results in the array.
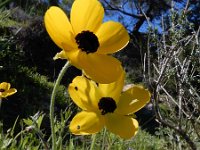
[
  {"xmin": 53, "ymin": 50, "xmax": 68, "ymax": 60},
  {"xmin": 68, "ymin": 76, "xmax": 101, "ymax": 111},
  {"xmin": 98, "ymin": 71, "xmax": 125, "ymax": 103},
  {"xmin": 53, "ymin": 49, "xmax": 83, "ymax": 69},
  {"xmin": 0, "ymin": 82, "xmax": 10, "ymax": 91},
  {"xmin": 71, "ymin": 0, "xmax": 104, "ymax": 34},
  {"xmin": 116, "ymin": 85, "xmax": 151, "ymax": 115},
  {"xmin": 96, "ymin": 21, "xmax": 130, "ymax": 54},
  {"xmin": 69, "ymin": 111, "xmax": 104, "ymax": 135},
  {"xmin": 105, "ymin": 113, "xmax": 138, "ymax": 139},
  {"xmin": 1, "ymin": 88, "xmax": 17, "ymax": 98},
  {"xmin": 83, "ymin": 54, "xmax": 124, "ymax": 84},
  {"xmin": 65, "ymin": 50, "xmax": 124, "ymax": 84},
  {"xmin": 44, "ymin": 6, "xmax": 76, "ymax": 50}
]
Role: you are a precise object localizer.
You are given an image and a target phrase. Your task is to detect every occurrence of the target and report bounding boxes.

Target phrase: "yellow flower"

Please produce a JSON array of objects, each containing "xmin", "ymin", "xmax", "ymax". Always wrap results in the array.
[
  {"xmin": 0, "ymin": 82, "xmax": 17, "ymax": 99},
  {"xmin": 44, "ymin": 0, "xmax": 129, "ymax": 84},
  {"xmin": 68, "ymin": 72, "xmax": 151, "ymax": 139}
]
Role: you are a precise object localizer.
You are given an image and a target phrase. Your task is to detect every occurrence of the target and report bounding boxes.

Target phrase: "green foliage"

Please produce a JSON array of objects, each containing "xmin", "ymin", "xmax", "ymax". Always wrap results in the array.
[
  {"xmin": 0, "ymin": 113, "xmax": 44, "ymax": 149},
  {"xmin": 0, "ymin": 109, "xmax": 168, "ymax": 150},
  {"xmin": 0, "ymin": 9, "xmax": 20, "ymax": 28},
  {"xmin": 0, "ymin": 18, "xmax": 68, "ymax": 132}
]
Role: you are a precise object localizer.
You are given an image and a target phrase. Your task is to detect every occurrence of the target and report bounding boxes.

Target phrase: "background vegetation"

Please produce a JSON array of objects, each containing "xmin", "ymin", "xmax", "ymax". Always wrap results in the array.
[{"xmin": 0, "ymin": 0, "xmax": 199, "ymax": 149}]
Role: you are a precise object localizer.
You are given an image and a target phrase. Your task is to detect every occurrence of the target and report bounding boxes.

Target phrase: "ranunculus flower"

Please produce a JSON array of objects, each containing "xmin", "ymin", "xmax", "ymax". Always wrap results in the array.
[
  {"xmin": 0, "ymin": 82, "xmax": 17, "ymax": 99},
  {"xmin": 68, "ymin": 72, "xmax": 151, "ymax": 139},
  {"xmin": 44, "ymin": 0, "xmax": 129, "ymax": 84}
]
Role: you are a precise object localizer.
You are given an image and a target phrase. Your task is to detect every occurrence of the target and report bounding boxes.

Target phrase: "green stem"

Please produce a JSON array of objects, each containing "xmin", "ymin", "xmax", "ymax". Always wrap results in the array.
[
  {"xmin": 0, "ymin": 98, "xmax": 2, "ymax": 109},
  {"xmin": 90, "ymin": 134, "xmax": 97, "ymax": 150},
  {"xmin": 101, "ymin": 128, "xmax": 107, "ymax": 150},
  {"xmin": 50, "ymin": 61, "xmax": 70, "ymax": 150},
  {"xmin": 0, "ymin": 0, "xmax": 13, "ymax": 8}
]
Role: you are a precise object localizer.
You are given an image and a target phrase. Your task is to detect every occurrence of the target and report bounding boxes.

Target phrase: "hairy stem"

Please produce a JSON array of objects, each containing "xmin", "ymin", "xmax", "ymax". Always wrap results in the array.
[{"xmin": 50, "ymin": 61, "xmax": 70, "ymax": 150}]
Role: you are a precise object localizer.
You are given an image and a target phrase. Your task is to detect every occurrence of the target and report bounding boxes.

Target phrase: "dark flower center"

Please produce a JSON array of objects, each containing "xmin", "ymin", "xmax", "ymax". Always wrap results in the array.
[
  {"xmin": 98, "ymin": 97, "xmax": 117, "ymax": 115},
  {"xmin": 75, "ymin": 31, "xmax": 99, "ymax": 54},
  {"xmin": 0, "ymin": 89, "xmax": 5, "ymax": 92}
]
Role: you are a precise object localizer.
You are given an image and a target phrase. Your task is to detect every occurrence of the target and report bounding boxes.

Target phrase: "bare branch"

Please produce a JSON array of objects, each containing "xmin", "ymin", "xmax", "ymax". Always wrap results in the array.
[{"xmin": 102, "ymin": 0, "xmax": 142, "ymax": 19}]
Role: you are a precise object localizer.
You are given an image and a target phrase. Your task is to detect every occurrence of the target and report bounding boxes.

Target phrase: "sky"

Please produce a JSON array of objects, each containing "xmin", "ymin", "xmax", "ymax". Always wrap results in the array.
[
  {"xmin": 103, "ymin": 0, "xmax": 187, "ymax": 33},
  {"xmin": 57, "ymin": 0, "xmax": 187, "ymax": 34}
]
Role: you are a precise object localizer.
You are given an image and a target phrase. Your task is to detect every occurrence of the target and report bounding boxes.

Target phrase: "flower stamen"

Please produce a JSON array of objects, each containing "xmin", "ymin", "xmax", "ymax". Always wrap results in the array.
[
  {"xmin": 75, "ymin": 31, "xmax": 99, "ymax": 54},
  {"xmin": 98, "ymin": 97, "xmax": 117, "ymax": 115}
]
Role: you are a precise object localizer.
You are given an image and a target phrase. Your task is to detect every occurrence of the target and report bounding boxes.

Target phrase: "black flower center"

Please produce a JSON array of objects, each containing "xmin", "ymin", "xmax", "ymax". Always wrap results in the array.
[
  {"xmin": 75, "ymin": 31, "xmax": 99, "ymax": 54},
  {"xmin": 0, "ymin": 89, "xmax": 5, "ymax": 92},
  {"xmin": 98, "ymin": 97, "xmax": 117, "ymax": 115}
]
